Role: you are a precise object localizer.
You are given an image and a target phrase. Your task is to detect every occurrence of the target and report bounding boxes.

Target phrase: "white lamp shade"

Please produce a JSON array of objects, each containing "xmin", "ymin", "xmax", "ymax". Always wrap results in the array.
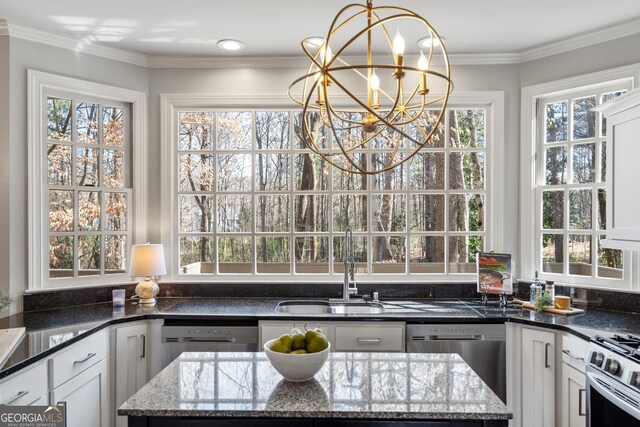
[{"xmin": 129, "ymin": 244, "xmax": 167, "ymax": 277}]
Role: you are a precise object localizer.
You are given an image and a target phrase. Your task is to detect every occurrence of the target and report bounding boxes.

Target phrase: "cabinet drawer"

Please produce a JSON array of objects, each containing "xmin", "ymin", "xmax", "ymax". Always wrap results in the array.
[
  {"xmin": 50, "ymin": 329, "xmax": 107, "ymax": 388},
  {"xmin": 0, "ymin": 361, "xmax": 48, "ymax": 405},
  {"xmin": 335, "ymin": 324, "xmax": 404, "ymax": 352},
  {"xmin": 562, "ymin": 333, "xmax": 588, "ymax": 372}
]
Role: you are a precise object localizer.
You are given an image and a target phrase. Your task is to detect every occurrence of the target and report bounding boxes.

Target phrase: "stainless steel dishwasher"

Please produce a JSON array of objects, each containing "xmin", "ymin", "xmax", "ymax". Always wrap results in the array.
[
  {"xmin": 161, "ymin": 322, "xmax": 259, "ymax": 369},
  {"xmin": 406, "ymin": 323, "xmax": 506, "ymax": 402}
]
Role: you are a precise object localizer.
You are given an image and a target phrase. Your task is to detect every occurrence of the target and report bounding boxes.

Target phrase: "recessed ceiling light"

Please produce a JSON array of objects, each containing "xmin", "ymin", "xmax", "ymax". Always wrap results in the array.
[
  {"xmin": 217, "ymin": 39, "xmax": 245, "ymax": 51},
  {"xmin": 303, "ymin": 37, "xmax": 325, "ymax": 47},
  {"xmin": 417, "ymin": 36, "xmax": 445, "ymax": 49}
]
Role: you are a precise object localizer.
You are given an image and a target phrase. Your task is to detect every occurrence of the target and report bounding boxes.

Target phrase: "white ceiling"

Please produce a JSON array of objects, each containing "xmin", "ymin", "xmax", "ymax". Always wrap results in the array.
[{"xmin": 1, "ymin": 0, "xmax": 640, "ymax": 57}]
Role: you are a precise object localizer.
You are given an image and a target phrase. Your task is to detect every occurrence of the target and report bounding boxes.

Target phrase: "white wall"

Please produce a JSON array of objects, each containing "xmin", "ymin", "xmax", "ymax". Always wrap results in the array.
[
  {"xmin": 521, "ymin": 33, "xmax": 640, "ymax": 87},
  {"xmin": 4, "ymin": 38, "xmax": 148, "ymax": 313}
]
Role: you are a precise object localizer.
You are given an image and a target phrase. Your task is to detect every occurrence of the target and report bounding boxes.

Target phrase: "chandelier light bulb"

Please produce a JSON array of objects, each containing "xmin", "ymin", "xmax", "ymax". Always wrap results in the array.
[
  {"xmin": 417, "ymin": 50, "xmax": 429, "ymax": 71},
  {"xmin": 392, "ymin": 29, "xmax": 406, "ymax": 56},
  {"xmin": 319, "ymin": 45, "xmax": 332, "ymax": 64},
  {"xmin": 370, "ymin": 69, "xmax": 380, "ymax": 91}
]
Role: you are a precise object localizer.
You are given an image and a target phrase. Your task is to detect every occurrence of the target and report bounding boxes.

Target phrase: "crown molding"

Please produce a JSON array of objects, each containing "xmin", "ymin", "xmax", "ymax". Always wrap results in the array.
[
  {"xmin": 147, "ymin": 52, "xmax": 522, "ymax": 69},
  {"xmin": 147, "ymin": 55, "xmax": 307, "ymax": 69},
  {"xmin": 6, "ymin": 22, "xmax": 148, "ymax": 67},
  {"xmin": 520, "ymin": 18, "xmax": 640, "ymax": 63},
  {"xmin": 446, "ymin": 53, "xmax": 521, "ymax": 65},
  {"xmin": 2, "ymin": 18, "xmax": 640, "ymax": 69}
]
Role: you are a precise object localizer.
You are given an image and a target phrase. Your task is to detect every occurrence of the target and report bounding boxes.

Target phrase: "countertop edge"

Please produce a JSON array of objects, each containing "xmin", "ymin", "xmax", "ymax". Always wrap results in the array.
[
  {"xmin": 116, "ymin": 409, "xmax": 513, "ymax": 420},
  {"xmin": 0, "ymin": 304, "xmax": 616, "ymax": 380}
]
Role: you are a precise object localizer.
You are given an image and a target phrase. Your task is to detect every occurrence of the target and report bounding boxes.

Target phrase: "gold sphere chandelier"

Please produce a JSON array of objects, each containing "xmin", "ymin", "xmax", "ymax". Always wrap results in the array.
[{"xmin": 289, "ymin": 0, "xmax": 453, "ymax": 175}]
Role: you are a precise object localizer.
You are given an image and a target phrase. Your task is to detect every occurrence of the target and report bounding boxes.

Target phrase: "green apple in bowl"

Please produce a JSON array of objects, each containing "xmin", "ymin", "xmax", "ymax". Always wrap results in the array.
[{"xmin": 264, "ymin": 330, "xmax": 330, "ymax": 382}]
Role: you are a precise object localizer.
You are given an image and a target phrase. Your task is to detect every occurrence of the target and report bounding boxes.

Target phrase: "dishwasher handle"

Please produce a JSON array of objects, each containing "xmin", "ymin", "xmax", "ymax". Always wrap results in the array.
[
  {"xmin": 183, "ymin": 337, "xmax": 237, "ymax": 343},
  {"xmin": 426, "ymin": 335, "xmax": 484, "ymax": 341}
]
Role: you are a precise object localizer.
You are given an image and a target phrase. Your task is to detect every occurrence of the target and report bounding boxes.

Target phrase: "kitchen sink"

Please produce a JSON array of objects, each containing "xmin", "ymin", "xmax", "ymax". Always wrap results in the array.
[
  {"xmin": 275, "ymin": 300, "xmax": 385, "ymax": 314},
  {"xmin": 330, "ymin": 302, "xmax": 385, "ymax": 314}
]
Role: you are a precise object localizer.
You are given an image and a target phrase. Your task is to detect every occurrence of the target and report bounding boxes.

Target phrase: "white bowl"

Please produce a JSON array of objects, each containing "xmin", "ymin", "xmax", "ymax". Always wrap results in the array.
[{"xmin": 263, "ymin": 339, "xmax": 330, "ymax": 382}]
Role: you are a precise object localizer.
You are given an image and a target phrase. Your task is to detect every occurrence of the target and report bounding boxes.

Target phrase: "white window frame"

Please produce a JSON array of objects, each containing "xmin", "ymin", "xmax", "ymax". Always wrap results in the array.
[
  {"xmin": 28, "ymin": 70, "xmax": 147, "ymax": 290},
  {"xmin": 161, "ymin": 91, "xmax": 505, "ymax": 283},
  {"xmin": 520, "ymin": 63, "xmax": 640, "ymax": 290}
]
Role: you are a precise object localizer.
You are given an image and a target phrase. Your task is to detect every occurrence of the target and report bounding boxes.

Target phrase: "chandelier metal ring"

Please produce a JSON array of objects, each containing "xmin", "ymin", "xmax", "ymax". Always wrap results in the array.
[{"xmin": 289, "ymin": 0, "xmax": 453, "ymax": 175}]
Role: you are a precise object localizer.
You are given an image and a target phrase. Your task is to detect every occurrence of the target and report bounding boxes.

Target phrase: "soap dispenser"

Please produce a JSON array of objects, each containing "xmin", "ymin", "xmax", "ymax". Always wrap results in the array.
[{"xmin": 529, "ymin": 271, "xmax": 542, "ymax": 303}]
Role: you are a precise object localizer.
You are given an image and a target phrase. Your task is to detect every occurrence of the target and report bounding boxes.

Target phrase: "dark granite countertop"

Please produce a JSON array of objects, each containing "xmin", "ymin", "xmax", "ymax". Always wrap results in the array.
[
  {"xmin": 1, "ymin": 297, "xmax": 639, "ymax": 380},
  {"xmin": 118, "ymin": 351, "xmax": 511, "ymax": 420}
]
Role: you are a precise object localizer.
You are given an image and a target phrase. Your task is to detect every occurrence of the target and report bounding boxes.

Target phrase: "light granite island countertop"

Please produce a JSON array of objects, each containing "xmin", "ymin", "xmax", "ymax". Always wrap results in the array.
[{"xmin": 119, "ymin": 351, "xmax": 511, "ymax": 427}]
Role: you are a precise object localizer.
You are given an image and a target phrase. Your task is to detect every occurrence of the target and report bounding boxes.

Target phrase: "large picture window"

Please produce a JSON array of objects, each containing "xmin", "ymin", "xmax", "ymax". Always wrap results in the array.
[{"xmin": 173, "ymin": 104, "xmax": 492, "ymax": 279}]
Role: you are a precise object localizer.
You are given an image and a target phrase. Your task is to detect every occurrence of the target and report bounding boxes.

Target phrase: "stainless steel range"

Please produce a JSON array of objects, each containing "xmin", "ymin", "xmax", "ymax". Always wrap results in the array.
[{"xmin": 587, "ymin": 334, "xmax": 640, "ymax": 426}]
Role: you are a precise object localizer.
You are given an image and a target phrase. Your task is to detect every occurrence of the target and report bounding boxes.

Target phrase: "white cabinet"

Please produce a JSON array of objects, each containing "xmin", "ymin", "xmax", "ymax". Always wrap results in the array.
[
  {"xmin": 521, "ymin": 327, "xmax": 556, "ymax": 427},
  {"xmin": 113, "ymin": 323, "xmax": 148, "ymax": 427},
  {"xmin": 335, "ymin": 323, "xmax": 404, "ymax": 352},
  {"xmin": 48, "ymin": 329, "xmax": 109, "ymax": 427},
  {"xmin": 49, "ymin": 328, "xmax": 107, "ymax": 388},
  {"xmin": 259, "ymin": 321, "xmax": 405, "ymax": 353},
  {"xmin": 561, "ymin": 363, "xmax": 586, "ymax": 427},
  {"xmin": 50, "ymin": 359, "xmax": 109, "ymax": 427},
  {"xmin": 593, "ymin": 88, "xmax": 640, "ymax": 250},
  {"xmin": 560, "ymin": 333, "xmax": 588, "ymax": 427},
  {"xmin": 0, "ymin": 360, "xmax": 48, "ymax": 405}
]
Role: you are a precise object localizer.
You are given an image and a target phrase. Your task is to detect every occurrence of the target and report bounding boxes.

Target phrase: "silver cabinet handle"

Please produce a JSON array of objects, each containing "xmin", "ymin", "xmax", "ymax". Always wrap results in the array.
[
  {"xmin": 73, "ymin": 352, "xmax": 96, "ymax": 365},
  {"xmin": 357, "ymin": 338, "xmax": 382, "ymax": 343},
  {"xmin": 562, "ymin": 349, "xmax": 585, "ymax": 361},
  {"xmin": 545, "ymin": 343, "xmax": 551, "ymax": 368},
  {"xmin": 141, "ymin": 334, "xmax": 146, "ymax": 359},
  {"xmin": 578, "ymin": 388, "xmax": 586, "ymax": 416},
  {"xmin": 5, "ymin": 390, "xmax": 29, "ymax": 405}
]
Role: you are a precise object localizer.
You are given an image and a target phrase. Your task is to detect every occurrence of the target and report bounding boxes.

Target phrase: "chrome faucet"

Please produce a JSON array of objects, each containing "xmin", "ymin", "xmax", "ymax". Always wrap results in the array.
[{"xmin": 342, "ymin": 227, "xmax": 358, "ymax": 300}]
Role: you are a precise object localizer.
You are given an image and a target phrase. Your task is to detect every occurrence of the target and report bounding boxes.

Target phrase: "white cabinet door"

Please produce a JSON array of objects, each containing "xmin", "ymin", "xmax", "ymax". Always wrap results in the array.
[
  {"xmin": 114, "ymin": 323, "xmax": 148, "ymax": 427},
  {"xmin": 561, "ymin": 363, "xmax": 586, "ymax": 427},
  {"xmin": 522, "ymin": 327, "xmax": 556, "ymax": 427},
  {"xmin": 593, "ymin": 89, "xmax": 640, "ymax": 249},
  {"xmin": 50, "ymin": 359, "xmax": 108, "ymax": 427},
  {"xmin": 0, "ymin": 361, "xmax": 48, "ymax": 406}
]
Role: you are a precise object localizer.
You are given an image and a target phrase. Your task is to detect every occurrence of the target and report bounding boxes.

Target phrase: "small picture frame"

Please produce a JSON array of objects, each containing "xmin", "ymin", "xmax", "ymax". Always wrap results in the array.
[{"xmin": 477, "ymin": 252, "xmax": 513, "ymax": 295}]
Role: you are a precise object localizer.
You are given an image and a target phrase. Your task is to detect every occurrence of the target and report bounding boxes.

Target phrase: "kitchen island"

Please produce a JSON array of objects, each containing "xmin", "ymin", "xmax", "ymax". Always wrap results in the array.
[{"xmin": 119, "ymin": 351, "xmax": 511, "ymax": 426}]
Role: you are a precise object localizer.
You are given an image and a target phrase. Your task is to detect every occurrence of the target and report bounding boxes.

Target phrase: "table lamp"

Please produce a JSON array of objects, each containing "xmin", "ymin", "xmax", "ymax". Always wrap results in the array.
[{"xmin": 129, "ymin": 243, "xmax": 167, "ymax": 306}]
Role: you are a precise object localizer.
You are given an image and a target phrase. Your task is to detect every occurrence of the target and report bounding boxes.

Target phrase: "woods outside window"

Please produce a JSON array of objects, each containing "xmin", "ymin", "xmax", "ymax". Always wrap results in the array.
[
  {"xmin": 173, "ymin": 104, "xmax": 492, "ymax": 279},
  {"xmin": 28, "ymin": 71, "xmax": 147, "ymax": 290},
  {"xmin": 534, "ymin": 82, "xmax": 632, "ymax": 286},
  {"xmin": 46, "ymin": 93, "xmax": 132, "ymax": 280}
]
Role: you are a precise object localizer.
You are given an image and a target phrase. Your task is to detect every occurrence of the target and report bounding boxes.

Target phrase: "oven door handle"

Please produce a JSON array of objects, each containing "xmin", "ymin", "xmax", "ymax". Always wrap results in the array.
[{"xmin": 586, "ymin": 370, "xmax": 640, "ymax": 421}]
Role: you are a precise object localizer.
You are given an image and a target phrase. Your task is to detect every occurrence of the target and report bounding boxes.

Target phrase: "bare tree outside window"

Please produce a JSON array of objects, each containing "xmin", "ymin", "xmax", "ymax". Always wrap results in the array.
[
  {"xmin": 176, "ymin": 107, "xmax": 488, "ymax": 276},
  {"xmin": 46, "ymin": 95, "xmax": 131, "ymax": 279}
]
